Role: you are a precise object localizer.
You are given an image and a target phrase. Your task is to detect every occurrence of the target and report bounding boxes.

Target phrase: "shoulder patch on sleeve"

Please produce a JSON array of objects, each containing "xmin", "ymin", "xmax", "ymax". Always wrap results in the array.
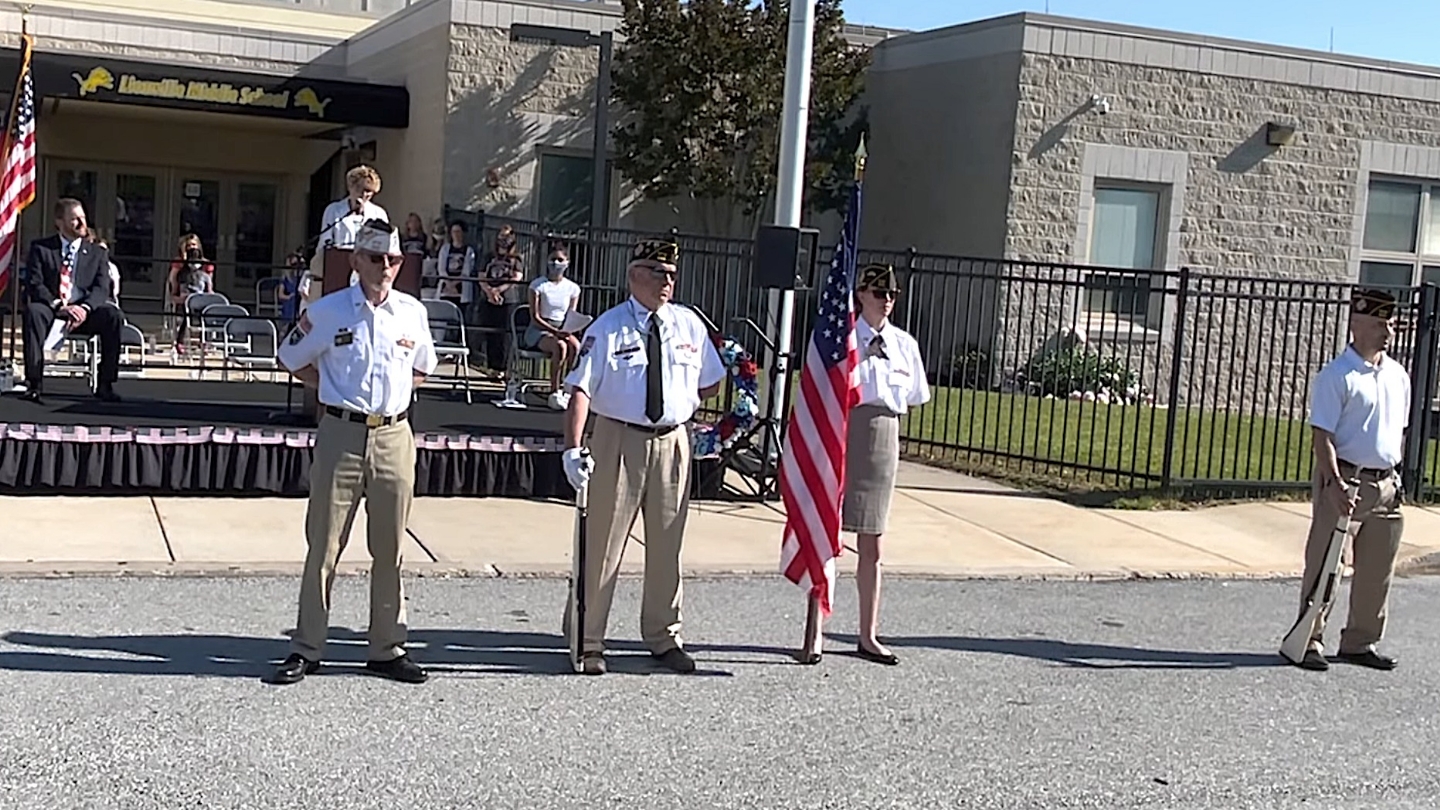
[{"xmin": 578, "ymin": 335, "xmax": 595, "ymax": 358}]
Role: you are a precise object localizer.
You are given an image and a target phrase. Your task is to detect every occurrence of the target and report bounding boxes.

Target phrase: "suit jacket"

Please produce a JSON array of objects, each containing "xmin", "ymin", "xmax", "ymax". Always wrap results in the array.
[{"xmin": 24, "ymin": 234, "xmax": 112, "ymax": 311}]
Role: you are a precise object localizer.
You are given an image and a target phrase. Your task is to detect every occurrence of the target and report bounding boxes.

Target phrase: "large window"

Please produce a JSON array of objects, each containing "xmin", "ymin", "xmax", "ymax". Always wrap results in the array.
[
  {"xmin": 1360, "ymin": 178, "xmax": 1440, "ymax": 289},
  {"xmin": 1084, "ymin": 185, "xmax": 1164, "ymax": 322},
  {"xmin": 535, "ymin": 152, "xmax": 596, "ymax": 231}
]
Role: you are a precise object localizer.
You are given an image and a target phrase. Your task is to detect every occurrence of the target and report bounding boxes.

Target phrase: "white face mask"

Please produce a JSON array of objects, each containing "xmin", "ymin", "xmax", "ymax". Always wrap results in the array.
[{"xmin": 547, "ymin": 261, "xmax": 568, "ymax": 278}]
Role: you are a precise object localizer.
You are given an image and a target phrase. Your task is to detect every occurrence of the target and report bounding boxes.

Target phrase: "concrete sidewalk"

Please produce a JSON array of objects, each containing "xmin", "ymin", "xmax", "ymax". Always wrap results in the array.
[{"xmin": 3, "ymin": 460, "xmax": 1439, "ymax": 579}]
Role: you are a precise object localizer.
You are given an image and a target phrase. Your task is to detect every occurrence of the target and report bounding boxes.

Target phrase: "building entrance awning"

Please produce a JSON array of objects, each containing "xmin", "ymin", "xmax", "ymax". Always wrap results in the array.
[{"xmin": 0, "ymin": 48, "xmax": 408, "ymax": 129}]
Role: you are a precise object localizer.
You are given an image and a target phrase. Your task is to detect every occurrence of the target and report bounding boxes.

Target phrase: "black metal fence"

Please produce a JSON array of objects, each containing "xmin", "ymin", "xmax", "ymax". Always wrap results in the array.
[{"xmin": 406, "ymin": 208, "xmax": 1440, "ymax": 500}]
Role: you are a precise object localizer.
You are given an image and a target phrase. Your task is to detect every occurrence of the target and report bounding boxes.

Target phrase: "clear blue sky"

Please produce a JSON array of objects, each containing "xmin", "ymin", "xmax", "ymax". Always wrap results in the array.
[{"xmin": 842, "ymin": 0, "xmax": 1440, "ymax": 68}]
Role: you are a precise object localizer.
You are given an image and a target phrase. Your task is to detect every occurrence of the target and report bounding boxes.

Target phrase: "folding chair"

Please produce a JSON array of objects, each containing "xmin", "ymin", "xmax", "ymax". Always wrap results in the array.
[
  {"xmin": 221, "ymin": 317, "xmax": 279, "ymax": 382},
  {"xmin": 422, "ymin": 298, "xmax": 473, "ymax": 404},
  {"xmin": 492, "ymin": 304, "xmax": 554, "ymax": 409},
  {"xmin": 119, "ymin": 322, "xmax": 146, "ymax": 378}
]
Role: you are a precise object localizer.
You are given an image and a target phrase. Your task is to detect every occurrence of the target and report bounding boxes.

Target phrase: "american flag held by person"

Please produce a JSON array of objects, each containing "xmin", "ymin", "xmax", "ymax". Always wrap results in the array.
[
  {"xmin": 778, "ymin": 166, "xmax": 865, "ymax": 617},
  {"xmin": 0, "ymin": 32, "xmax": 36, "ymax": 300}
]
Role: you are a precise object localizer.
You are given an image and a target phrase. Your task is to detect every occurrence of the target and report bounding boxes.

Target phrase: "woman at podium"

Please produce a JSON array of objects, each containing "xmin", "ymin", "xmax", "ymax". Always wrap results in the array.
[{"xmin": 305, "ymin": 165, "xmax": 388, "ymax": 310}]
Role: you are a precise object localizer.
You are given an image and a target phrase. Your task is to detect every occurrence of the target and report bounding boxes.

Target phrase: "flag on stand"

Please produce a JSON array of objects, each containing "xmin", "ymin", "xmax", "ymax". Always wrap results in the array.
[
  {"xmin": 0, "ymin": 33, "xmax": 36, "ymax": 300},
  {"xmin": 778, "ymin": 162, "xmax": 864, "ymax": 617}
]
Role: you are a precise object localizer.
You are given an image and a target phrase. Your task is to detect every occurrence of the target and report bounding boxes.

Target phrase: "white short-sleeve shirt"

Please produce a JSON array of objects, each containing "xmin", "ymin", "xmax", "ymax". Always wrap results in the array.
[
  {"xmin": 1309, "ymin": 346, "xmax": 1411, "ymax": 470},
  {"xmin": 565, "ymin": 298, "xmax": 726, "ymax": 427},
  {"xmin": 854, "ymin": 318, "xmax": 931, "ymax": 415},
  {"xmin": 320, "ymin": 198, "xmax": 389, "ymax": 251},
  {"xmin": 530, "ymin": 276, "xmax": 581, "ymax": 323},
  {"xmin": 277, "ymin": 284, "xmax": 438, "ymax": 417}
]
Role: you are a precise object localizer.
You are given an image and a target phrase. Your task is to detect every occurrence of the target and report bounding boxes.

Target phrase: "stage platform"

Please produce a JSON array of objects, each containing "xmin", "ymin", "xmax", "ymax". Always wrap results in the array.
[{"xmin": 0, "ymin": 378, "xmax": 575, "ymax": 498}]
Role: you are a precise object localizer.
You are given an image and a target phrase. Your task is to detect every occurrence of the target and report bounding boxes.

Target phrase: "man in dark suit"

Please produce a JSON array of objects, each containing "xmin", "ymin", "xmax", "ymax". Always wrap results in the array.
[{"xmin": 21, "ymin": 197, "xmax": 123, "ymax": 403}]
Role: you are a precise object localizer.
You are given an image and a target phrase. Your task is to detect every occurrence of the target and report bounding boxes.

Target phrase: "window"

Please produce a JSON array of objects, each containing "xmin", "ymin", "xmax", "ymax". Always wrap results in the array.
[
  {"xmin": 1084, "ymin": 185, "xmax": 1163, "ymax": 321},
  {"xmin": 1359, "ymin": 178, "xmax": 1440, "ymax": 288},
  {"xmin": 535, "ymin": 152, "xmax": 597, "ymax": 231}
]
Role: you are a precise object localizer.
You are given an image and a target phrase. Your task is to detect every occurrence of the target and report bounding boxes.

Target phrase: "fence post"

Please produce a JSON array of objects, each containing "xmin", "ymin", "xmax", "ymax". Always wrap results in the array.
[
  {"xmin": 1403, "ymin": 283, "xmax": 1440, "ymax": 502},
  {"xmin": 1159, "ymin": 266, "xmax": 1190, "ymax": 491}
]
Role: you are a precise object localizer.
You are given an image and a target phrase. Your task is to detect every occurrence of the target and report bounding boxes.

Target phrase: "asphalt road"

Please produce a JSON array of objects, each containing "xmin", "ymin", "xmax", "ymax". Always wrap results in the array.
[{"xmin": 1, "ymin": 574, "xmax": 1438, "ymax": 809}]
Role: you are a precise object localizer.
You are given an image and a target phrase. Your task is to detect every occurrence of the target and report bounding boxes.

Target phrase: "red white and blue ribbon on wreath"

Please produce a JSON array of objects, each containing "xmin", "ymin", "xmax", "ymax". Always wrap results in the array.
[{"xmin": 692, "ymin": 333, "xmax": 760, "ymax": 458}]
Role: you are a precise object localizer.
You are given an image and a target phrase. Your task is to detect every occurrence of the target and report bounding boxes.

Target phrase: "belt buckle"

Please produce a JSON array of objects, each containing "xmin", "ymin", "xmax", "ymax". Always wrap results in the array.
[{"xmin": 365, "ymin": 413, "xmax": 384, "ymax": 428}]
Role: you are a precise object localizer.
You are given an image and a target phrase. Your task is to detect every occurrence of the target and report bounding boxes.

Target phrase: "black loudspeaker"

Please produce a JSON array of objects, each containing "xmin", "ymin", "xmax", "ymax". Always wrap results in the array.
[{"xmin": 754, "ymin": 225, "xmax": 820, "ymax": 289}]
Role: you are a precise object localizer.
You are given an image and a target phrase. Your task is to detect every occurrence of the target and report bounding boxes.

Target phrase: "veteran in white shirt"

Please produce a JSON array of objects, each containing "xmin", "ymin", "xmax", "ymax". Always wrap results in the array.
[
  {"xmin": 1288, "ymin": 287, "xmax": 1411, "ymax": 674},
  {"xmin": 305, "ymin": 164, "xmax": 389, "ymax": 308},
  {"xmin": 270, "ymin": 219, "xmax": 437, "ymax": 688},
  {"xmin": 559, "ymin": 238, "xmax": 726, "ymax": 675},
  {"xmin": 843, "ymin": 263, "xmax": 930, "ymax": 668}
]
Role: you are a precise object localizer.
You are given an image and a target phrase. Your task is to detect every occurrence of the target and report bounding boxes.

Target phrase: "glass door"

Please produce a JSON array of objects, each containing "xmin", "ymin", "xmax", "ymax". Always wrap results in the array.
[
  {"xmin": 113, "ymin": 173, "xmax": 158, "ymax": 288},
  {"xmin": 232, "ymin": 181, "xmax": 279, "ymax": 298},
  {"xmin": 173, "ymin": 174, "xmax": 282, "ymax": 304}
]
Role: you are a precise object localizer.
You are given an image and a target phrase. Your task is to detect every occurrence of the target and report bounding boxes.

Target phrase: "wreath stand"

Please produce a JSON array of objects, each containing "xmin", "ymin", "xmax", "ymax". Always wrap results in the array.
[{"xmin": 691, "ymin": 317, "xmax": 792, "ymax": 503}]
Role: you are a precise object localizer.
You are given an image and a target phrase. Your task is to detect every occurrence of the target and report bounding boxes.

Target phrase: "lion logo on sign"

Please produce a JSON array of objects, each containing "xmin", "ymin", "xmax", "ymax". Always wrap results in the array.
[
  {"xmin": 72, "ymin": 67, "xmax": 115, "ymax": 97},
  {"xmin": 293, "ymin": 87, "xmax": 331, "ymax": 117}
]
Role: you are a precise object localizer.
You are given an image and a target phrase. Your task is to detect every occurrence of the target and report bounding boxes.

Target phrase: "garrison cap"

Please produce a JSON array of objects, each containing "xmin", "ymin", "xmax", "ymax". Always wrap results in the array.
[
  {"xmin": 1352, "ymin": 288, "xmax": 1398, "ymax": 319},
  {"xmin": 632, "ymin": 238, "xmax": 679, "ymax": 265},
  {"xmin": 857, "ymin": 263, "xmax": 900, "ymax": 293}
]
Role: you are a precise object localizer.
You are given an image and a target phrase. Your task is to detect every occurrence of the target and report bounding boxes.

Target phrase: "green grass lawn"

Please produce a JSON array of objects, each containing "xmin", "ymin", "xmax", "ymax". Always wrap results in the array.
[{"xmin": 890, "ymin": 387, "xmax": 1440, "ymax": 504}]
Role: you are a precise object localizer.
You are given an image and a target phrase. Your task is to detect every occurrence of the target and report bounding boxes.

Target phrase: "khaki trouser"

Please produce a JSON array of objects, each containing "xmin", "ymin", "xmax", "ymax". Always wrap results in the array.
[
  {"xmin": 290, "ymin": 412, "xmax": 417, "ymax": 662},
  {"xmin": 564, "ymin": 416, "xmax": 692, "ymax": 656},
  {"xmin": 1299, "ymin": 462, "xmax": 1405, "ymax": 655}
]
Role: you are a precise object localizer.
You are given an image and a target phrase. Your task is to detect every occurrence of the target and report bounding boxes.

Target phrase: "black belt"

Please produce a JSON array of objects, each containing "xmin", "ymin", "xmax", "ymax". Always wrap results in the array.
[
  {"xmin": 324, "ymin": 405, "xmax": 409, "ymax": 428},
  {"xmin": 1339, "ymin": 460, "xmax": 1396, "ymax": 479},
  {"xmin": 605, "ymin": 416, "xmax": 680, "ymax": 437}
]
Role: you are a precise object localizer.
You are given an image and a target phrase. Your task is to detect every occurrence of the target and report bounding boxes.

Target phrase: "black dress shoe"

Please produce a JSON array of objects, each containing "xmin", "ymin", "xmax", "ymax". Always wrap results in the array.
[
  {"xmin": 796, "ymin": 651, "xmax": 823, "ymax": 666},
  {"xmin": 1294, "ymin": 649, "xmax": 1329, "ymax": 671},
  {"xmin": 269, "ymin": 653, "xmax": 319, "ymax": 685},
  {"xmin": 652, "ymin": 647, "xmax": 697, "ymax": 673},
  {"xmin": 366, "ymin": 654, "xmax": 429, "ymax": 683},
  {"xmin": 94, "ymin": 387, "xmax": 121, "ymax": 403},
  {"xmin": 20, "ymin": 389, "xmax": 42, "ymax": 404},
  {"xmin": 1336, "ymin": 649, "xmax": 1398, "ymax": 670},
  {"xmin": 857, "ymin": 644, "xmax": 900, "ymax": 666}
]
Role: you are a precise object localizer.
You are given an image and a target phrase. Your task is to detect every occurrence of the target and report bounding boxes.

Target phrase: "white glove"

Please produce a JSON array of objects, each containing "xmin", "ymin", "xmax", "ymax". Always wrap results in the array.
[{"xmin": 562, "ymin": 448, "xmax": 593, "ymax": 490}]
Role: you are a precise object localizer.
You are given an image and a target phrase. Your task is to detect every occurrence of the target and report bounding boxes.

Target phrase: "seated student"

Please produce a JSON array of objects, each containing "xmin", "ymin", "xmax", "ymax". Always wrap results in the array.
[
  {"xmin": 523, "ymin": 245, "xmax": 583, "ymax": 410},
  {"xmin": 21, "ymin": 198, "xmax": 124, "ymax": 403}
]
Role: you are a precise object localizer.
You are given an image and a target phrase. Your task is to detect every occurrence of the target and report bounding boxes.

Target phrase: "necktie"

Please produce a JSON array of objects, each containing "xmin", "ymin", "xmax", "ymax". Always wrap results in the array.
[
  {"xmin": 58, "ymin": 242, "xmax": 74, "ymax": 305},
  {"xmin": 645, "ymin": 314, "xmax": 664, "ymax": 424}
]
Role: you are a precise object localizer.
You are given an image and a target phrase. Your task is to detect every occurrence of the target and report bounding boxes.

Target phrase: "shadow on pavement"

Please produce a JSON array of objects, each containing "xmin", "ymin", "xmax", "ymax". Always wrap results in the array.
[
  {"xmin": 0, "ymin": 627, "xmax": 790, "ymax": 679},
  {"xmin": 826, "ymin": 633, "xmax": 1285, "ymax": 669}
]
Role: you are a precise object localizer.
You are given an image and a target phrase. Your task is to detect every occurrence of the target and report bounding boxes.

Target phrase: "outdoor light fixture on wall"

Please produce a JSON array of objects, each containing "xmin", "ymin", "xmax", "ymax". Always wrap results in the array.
[{"xmin": 1265, "ymin": 122, "xmax": 1297, "ymax": 147}]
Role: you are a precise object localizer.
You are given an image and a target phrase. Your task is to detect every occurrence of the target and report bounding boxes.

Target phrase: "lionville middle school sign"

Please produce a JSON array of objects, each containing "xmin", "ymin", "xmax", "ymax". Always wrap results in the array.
[
  {"xmin": 72, "ymin": 67, "xmax": 329, "ymax": 117},
  {"xmin": 0, "ymin": 50, "xmax": 410, "ymax": 129}
]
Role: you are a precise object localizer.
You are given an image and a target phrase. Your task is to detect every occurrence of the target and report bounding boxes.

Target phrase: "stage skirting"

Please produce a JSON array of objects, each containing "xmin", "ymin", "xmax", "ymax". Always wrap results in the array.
[
  {"xmin": 0, "ymin": 423, "xmax": 728, "ymax": 499},
  {"xmin": 0, "ymin": 423, "xmax": 573, "ymax": 498}
]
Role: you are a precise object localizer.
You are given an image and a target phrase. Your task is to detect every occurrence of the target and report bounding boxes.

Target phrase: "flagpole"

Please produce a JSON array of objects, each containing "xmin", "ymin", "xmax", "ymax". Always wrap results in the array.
[
  {"xmin": 2, "ymin": 20, "xmax": 30, "ymax": 371},
  {"xmin": 797, "ymin": 138, "xmax": 865, "ymax": 664}
]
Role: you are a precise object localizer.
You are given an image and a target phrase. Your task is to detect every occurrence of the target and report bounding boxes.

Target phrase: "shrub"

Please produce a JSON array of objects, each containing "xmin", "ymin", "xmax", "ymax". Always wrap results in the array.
[{"xmin": 1024, "ymin": 346, "xmax": 1147, "ymax": 404}]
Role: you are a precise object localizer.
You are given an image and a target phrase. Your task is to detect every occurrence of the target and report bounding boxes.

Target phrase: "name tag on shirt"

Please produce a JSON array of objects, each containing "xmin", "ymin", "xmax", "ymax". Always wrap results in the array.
[
  {"xmin": 335, "ymin": 330, "xmax": 354, "ymax": 347},
  {"xmin": 397, "ymin": 338, "xmax": 415, "ymax": 349}
]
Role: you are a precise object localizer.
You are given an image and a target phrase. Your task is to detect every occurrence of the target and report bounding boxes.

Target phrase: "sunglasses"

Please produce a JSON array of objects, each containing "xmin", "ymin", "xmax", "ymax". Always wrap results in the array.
[
  {"xmin": 870, "ymin": 289, "xmax": 898, "ymax": 301},
  {"xmin": 359, "ymin": 252, "xmax": 403, "ymax": 267},
  {"xmin": 646, "ymin": 266, "xmax": 677, "ymax": 282}
]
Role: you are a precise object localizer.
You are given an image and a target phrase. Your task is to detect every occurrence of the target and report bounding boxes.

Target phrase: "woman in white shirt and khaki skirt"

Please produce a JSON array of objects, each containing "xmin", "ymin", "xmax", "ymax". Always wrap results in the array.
[{"xmin": 845, "ymin": 263, "xmax": 931, "ymax": 666}]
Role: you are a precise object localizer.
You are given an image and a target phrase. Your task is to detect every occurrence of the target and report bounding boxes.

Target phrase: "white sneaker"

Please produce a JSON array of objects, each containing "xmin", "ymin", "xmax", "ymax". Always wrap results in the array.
[{"xmin": 548, "ymin": 391, "xmax": 569, "ymax": 410}]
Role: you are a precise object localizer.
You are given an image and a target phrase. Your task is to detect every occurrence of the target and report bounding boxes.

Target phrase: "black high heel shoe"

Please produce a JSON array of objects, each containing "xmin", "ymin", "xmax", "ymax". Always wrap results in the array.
[{"xmin": 856, "ymin": 643, "xmax": 899, "ymax": 666}]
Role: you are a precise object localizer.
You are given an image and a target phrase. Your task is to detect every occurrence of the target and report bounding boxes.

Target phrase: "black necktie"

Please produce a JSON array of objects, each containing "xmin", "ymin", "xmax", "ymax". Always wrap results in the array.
[{"xmin": 646, "ymin": 315, "xmax": 664, "ymax": 424}]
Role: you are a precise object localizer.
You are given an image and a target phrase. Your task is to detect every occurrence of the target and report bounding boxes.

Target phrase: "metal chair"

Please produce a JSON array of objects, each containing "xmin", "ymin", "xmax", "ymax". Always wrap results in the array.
[
  {"xmin": 220, "ymin": 317, "xmax": 278, "ymax": 382},
  {"xmin": 421, "ymin": 298, "xmax": 472, "ymax": 404},
  {"xmin": 196, "ymin": 303, "xmax": 249, "ymax": 377},
  {"xmin": 499, "ymin": 304, "xmax": 555, "ymax": 408},
  {"xmin": 254, "ymin": 277, "xmax": 282, "ymax": 317},
  {"xmin": 119, "ymin": 322, "xmax": 146, "ymax": 377}
]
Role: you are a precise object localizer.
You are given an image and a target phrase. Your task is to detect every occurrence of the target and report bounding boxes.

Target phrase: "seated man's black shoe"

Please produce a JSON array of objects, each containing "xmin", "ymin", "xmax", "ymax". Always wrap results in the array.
[
  {"xmin": 20, "ymin": 389, "xmax": 42, "ymax": 404},
  {"xmin": 1294, "ymin": 649, "xmax": 1329, "ymax": 671},
  {"xmin": 269, "ymin": 653, "xmax": 319, "ymax": 685},
  {"xmin": 366, "ymin": 654, "xmax": 429, "ymax": 684},
  {"xmin": 94, "ymin": 386, "xmax": 121, "ymax": 403},
  {"xmin": 1336, "ymin": 649, "xmax": 1398, "ymax": 670},
  {"xmin": 652, "ymin": 647, "xmax": 696, "ymax": 673}
]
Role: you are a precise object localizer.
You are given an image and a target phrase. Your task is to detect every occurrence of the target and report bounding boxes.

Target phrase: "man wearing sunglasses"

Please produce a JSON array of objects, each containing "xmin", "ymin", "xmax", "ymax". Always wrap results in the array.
[
  {"xmin": 559, "ymin": 238, "xmax": 727, "ymax": 675},
  {"xmin": 270, "ymin": 219, "xmax": 438, "ymax": 686}
]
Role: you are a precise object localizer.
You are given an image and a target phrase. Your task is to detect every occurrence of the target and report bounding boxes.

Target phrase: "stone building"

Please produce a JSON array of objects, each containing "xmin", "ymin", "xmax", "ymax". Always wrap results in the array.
[
  {"xmin": 862, "ymin": 12, "xmax": 1440, "ymax": 410},
  {"xmin": 0, "ymin": 0, "xmax": 896, "ymax": 310}
]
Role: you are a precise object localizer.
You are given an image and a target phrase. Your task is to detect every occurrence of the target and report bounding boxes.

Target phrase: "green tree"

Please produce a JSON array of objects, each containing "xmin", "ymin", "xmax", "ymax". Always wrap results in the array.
[{"xmin": 610, "ymin": 0, "xmax": 870, "ymax": 237}]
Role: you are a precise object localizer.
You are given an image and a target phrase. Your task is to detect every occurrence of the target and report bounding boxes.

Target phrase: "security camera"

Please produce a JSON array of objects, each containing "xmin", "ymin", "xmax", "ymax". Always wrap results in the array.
[{"xmin": 1090, "ymin": 94, "xmax": 1110, "ymax": 115}]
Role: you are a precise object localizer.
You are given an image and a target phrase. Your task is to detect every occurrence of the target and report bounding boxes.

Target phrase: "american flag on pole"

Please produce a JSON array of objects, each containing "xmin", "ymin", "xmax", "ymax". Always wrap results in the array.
[
  {"xmin": 0, "ymin": 33, "xmax": 36, "ymax": 299},
  {"xmin": 778, "ymin": 157, "xmax": 864, "ymax": 616}
]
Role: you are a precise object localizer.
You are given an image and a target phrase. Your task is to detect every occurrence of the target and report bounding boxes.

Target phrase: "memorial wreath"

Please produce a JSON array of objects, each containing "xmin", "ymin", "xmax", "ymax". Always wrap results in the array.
[{"xmin": 692, "ymin": 334, "xmax": 760, "ymax": 458}]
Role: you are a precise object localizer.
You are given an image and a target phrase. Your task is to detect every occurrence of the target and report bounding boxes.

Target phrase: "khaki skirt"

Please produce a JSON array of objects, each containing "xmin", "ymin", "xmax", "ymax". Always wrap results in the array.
[{"xmin": 842, "ymin": 403, "xmax": 901, "ymax": 534}]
